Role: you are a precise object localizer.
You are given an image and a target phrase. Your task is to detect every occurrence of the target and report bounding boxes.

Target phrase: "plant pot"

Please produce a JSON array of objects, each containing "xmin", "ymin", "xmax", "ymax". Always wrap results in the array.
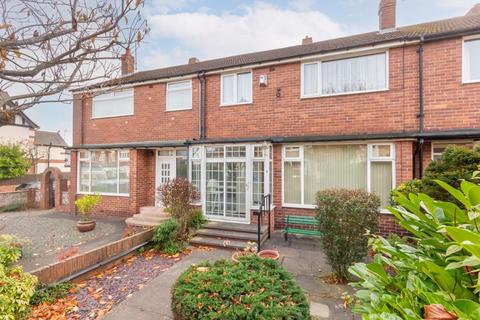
[
  {"xmin": 77, "ymin": 220, "xmax": 96, "ymax": 232},
  {"xmin": 231, "ymin": 251, "xmax": 255, "ymax": 263},
  {"xmin": 257, "ymin": 250, "xmax": 280, "ymax": 260}
]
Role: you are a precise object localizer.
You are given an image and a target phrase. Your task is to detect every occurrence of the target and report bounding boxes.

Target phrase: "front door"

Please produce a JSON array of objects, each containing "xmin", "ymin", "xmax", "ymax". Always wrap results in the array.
[
  {"xmin": 205, "ymin": 159, "xmax": 248, "ymax": 223},
  {"xmin": 155, "ymin": 152, "xmax": 176, "ymax": 207}
]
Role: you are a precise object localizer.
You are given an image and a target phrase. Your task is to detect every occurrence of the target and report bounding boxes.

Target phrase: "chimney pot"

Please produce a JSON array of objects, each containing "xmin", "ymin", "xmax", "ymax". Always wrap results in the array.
[
  {"xmin": 466, "ymin": 3, "xmax": 480, "ymax": 16},
  {"xmin": 302, "ymin": 36, "xmax": 313, "ymax": 45},
  {"xmin": 378, "ymin": 0, "xmax": 396, "ymax": 31},
  {"xmin": 121, "ymin": 48, "xmax": 134, "ymax": 75},
  {"xmin": 188, "ymin": 57, "xmax": 200, "ymax": 64}
]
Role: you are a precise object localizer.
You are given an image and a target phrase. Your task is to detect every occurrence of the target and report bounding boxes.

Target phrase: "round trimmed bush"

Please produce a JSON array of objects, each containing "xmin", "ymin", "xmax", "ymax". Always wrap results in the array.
[{"xmin": 171, "ymin": 255, "xmax": 310, "ymax": 320}]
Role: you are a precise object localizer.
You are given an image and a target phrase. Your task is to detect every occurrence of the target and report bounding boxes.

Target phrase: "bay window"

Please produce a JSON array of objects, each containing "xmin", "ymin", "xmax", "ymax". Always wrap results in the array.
[
  {"xmin": 221, "ymin": 71, "xmax": 252, "ymax": 105},
  {"xmin": 166, "ymin": 80, "xmax": 192, "ymax": 111},
  {"xmin": 283, "ymin": 144, "xmax": 394, "ymax": 208},
  {"xmin": 92, "ymin": 89, "xmax": 133, "ymax": 118},
  {"xmin": 78, "ymin": 150, "xmax": 130, "ymax": 195},
  {"xmin": 463, "ymin": 38, "xmax": 480, "ymax": 83},
  {"xmin": 302, "ymin": 52, "xmax": 388, "ymax": 97}
]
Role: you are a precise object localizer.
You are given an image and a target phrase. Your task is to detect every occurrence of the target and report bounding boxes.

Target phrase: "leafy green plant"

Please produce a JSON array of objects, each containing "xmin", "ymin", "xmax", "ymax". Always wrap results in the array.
[
  {"xmin": 158, "ymin": 178, "xmax": 199, "ymax": 238},
  {"xmin": 74, "ymin": 193, "xmax": 101, "ymax": 221},
  {"xmin": 0, "ymin": 235, "xmax": 37, "ymax": 319},
  {"xmin": 0, "ymin": 202, "xmax": 25, "ymax": 213},
  {"xmin": 349, "ymin": 179, "xmax": 480, "ymax": 319},
  {"xmin": 30, "ymin": 282, "xmax": 74, "ymax": 305},
  {"xmin": 152, "ymin": 218, "xmax": 184, "ymax": 254},
  {"xmin": 171, "ymin": 255, "xmax": 310, "ymax": 320},
  {"xmin": 316, "ymin": 189, "xmax": 380, "ymax": 282},
  {"xmin": 187, "ymin": 210, "xmax": 205, "ymax": 230},
  {"xmin": 0, "ymin": 144, "xmax": 30, "ymax": 180}
]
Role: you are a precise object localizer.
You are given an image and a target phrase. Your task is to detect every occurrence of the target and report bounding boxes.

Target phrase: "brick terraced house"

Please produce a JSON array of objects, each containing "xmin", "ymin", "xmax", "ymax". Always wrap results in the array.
[{"xmin": 70, "ymin": 0, "xmax": 480, "ymax": 237}]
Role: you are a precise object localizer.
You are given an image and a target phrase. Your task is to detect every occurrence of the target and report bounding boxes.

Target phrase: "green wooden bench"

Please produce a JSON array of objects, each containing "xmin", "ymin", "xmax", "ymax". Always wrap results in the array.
[{"xmin": 284, "ymin": 215, "xmax": 321, "ymax": 241}]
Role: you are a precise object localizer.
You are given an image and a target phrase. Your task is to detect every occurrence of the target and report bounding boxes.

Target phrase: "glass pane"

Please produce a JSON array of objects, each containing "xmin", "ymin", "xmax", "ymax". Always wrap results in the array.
[
  {"xmin": 222, "ymin": 75, "xmax": 235, "ymax": 104},
  {"xmin": 225, "ymin": 162, "xmax": 246, "ymax": 218},
  {"xmin": 253, "ymin": 161, "xmax": 265, "ymax": 205},
  {"xmin": 79, "ymin": 151, "xmax": 90, "ymax": 160},
  {"xmin": 191, "ymin": 147, "xmax": 201, "ymax": 159},
  {"xmin": 253, "ymin": 146, "xmax": 264, "ymax": 158},
  {"xmin": 465, "ymin": 39, "xmax": 480, "ymax": 81},
  {"xmin": 371, "ymin": 145, "xmax": 391, "ymax": 158},
  {"xmin": 119, "ymin": 157, "xmax": 130, "ymax": 194},
  {"xmin": 206, "ymin": 146, "xmax": 224, "ymax": 158},
  {"xmin": 303, "ymin": 63, "xmax": 318, "ymax": 95},
  {"xmin": 167, "ymin": 81, "xmax": 192, "ymax": 110},
  {"xmin": 321, "ymin": 53, "xmax": 386, "ymax": 95},
  {"xmin": 79, "ymin": 160, "xmax": 90, "ymax": 192},
  {"xmin": 284, "ymin": 161, "xmax": 301, "ymax": 204},
  {"xmin": 91, "ymin": 150, "xmax": 118, "ymax": 193},
  {"xmin": 237, "ymin": 72, "xmax": 252, "ymax": 103},
  {"xmin": 191, "ymin": 161, "xmax": 201, "ymax": 198},
  {"xmin": 371, "ymin": 161, "xmax": 393, "ymax": 208},
  {"xmin": 93, "ymin": 89, "xmax": 133, "ymax": 118},
  {"xmin": 206, "ymin": 163, "xmax": 224, "ymax": 216},
  {"xmin": 176, "ymin": 149, "xmax": 188, "ymax": 157},
  {"xmin": 226, "ymin": 146, "xmax": 246, "ymax": 158},
  {"xmin": 304, "ymin": 145, "xmax": 367, "ymax": 205},
  {"xmin": 158, "ymin": 150, "xmax": 173, "ymax": 157},
  {"xmin": 176, "ymin": 157, "xmax": 188, "ymax": 179},
  {"xmin": 285, "ymin": 147, "xmax": 300, "ymax": 158}
]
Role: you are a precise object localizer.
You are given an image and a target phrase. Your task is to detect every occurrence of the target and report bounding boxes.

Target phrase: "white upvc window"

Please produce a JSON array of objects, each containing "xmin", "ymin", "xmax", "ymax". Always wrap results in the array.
[
  {"xmin": 166, "ymin": 80, "xmax": 192, "ymax": 111},
  {"xmin": 282, "ymin": 143, "xmax": 395, "ymax": 209},
  {"xmin": 221, "ymin": 71, "xmax": 252, "ymax": 106},
  {"xmin": 301, "ymin": 51, "xmax": 388, "ymax": 98},
  {"xmin": 92, "ymin": 89, "xmax": 134, "ymax": 119},
  {"xmin": 431, "ymin": 141, "xmax": 474, "ymax": 161},
  {"xmin": 77, "ymin": 150, "xmax": 130, "ymax": 196},
  {"xmin": 463, "ymin": 37, "xmax": 480, "ymax": 83}
]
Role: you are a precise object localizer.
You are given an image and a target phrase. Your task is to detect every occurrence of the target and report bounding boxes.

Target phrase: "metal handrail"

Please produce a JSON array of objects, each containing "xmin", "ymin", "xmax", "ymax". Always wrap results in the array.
[{"xmin": 256, "ymin": 194, "xmax": 271, "ymax": 252}]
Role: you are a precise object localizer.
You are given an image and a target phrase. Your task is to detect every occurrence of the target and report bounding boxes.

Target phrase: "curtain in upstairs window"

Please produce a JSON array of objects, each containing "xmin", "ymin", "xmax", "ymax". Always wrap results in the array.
[
  {"xmin": 237, "ymin": 72, "xmax": 252, "ymax": 103},
  {"xmin": 222, "ymin": 75, "xmax": 235, "ymax": 104},
  {"xmin": 167, "ymin": 81, "xmax": 192, "ymax": 110},
  {"xmin": 464, "ymin": 39, "xmax": 480, "ymax": 82},
  {"xmin": 321, "ymin": 53, "xmax": 387, "ymax": 95},
  {"xmin": 303, "ymin": 63, "xmax": 318, "ymax": 95}
]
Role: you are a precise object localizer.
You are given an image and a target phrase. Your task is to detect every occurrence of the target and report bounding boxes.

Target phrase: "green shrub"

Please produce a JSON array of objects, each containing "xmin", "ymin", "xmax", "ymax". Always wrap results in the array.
[
  {"xmin": 74, "ymin": 193, "xmax": 101, "ymax": 220},
  {"xmin": 152, "ymin": 218, "xmax": 183, "ymax": 253},
  {"xmin": 187, "ymin": 210, "xmax": 205, "ymax": 230},
  {"xmin": 394, "ymin": 146, "xmax": 480, "ymax": 204},
  {"xmin": 31, "ymin": 282, "xmax": 73, "ymax": 305},
  {"xmin": 0, "ymin": 202, "xmax": 25, "ymax": 213},
  {"xmin": 349, "ymin": 180, "xmax": 480, "ymax": 319},
  {"xmin": 0, "ymin": 234, "xmax": 22, "ymax": 266},
  {"xmin": 171, "ymin": 255, "xmax": 310, "ymax": 320},
  {"xmin": 316, "ymin": 189, "xmax": 380, "ymax": 282},
  {"xmin": 0, "ymin": 145, "xmax": 30, "ymax": 180},
  {"xmin": 0, "ymin": 235, "xmax": 37, "ymax": 319}
]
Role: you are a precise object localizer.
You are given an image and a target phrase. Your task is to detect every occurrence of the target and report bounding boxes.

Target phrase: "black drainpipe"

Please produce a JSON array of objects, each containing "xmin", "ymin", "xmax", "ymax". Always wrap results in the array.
[
  {"xmin": 416, "ymin": 36, "xmax": 425, "ymax": 178},
  {"xmin": 197, "ymin": 71, "xmax": 206, "ymax": 140}
]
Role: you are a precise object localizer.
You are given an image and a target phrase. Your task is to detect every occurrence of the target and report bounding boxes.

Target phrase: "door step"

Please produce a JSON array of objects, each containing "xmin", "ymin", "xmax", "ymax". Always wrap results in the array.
[
  {"xmin": 126, "ymin": 207, "xmax": 169, "ymax": 228},
  {"xmin": 191, "ymin": 221, "xmax": 269, "ymax": 250}
]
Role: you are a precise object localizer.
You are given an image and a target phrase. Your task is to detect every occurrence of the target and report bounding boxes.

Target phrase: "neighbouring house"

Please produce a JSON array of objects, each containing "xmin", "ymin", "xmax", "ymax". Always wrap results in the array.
[
  {"xmin": 0, "ymin": 110, "xmax": 38, "ymax": 148},
  {"xmin": 33, "ymin": 131, "xmax": 70, "ymax": 173},
  {"xmin": 69, "ymin": 0, "xmax": 480, "ymax": 236}
]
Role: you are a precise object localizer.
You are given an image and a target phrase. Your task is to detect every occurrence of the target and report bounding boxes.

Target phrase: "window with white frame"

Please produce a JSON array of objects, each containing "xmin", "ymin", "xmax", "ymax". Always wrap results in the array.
[
  {"xmin": 221, "ymin": 72, "xmax": 252, "ymax": 105},
  {"xmin": 282, "ymin": 144, "xmax": 394, "ymax": 208},
  {"xmin": 463, "ymin": 38, "xmax": 480, "ymax": 83},
  {"xmin": 78, "ymin": 150, "xmax": 130, "ymax": 195},
  {"xmin": 302, "ymin": 52, "xmax": 388, "ymax": 97},
  {"xmin": 166, "ymin": 80, "xmax": 192, "ymax": 111},
  {"xmin": 431, "ymin": 141, "xmax": 473, "ymax": 161},
  {"xmin": 92, "ymin": 89, "xmax": 134, "ymax": 118}
]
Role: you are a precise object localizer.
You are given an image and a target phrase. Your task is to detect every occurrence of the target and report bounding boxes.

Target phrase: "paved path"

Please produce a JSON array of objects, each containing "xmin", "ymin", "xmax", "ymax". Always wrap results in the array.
[{"xmin": 104, "ymin": 248, "xmax": 231, "ymax": 320}]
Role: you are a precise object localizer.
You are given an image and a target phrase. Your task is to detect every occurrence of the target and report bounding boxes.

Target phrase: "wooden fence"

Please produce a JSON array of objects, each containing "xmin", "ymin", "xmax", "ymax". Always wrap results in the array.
[{"xmin": 31, "ymin": 228, "xmax": 154, "ymax": 284}]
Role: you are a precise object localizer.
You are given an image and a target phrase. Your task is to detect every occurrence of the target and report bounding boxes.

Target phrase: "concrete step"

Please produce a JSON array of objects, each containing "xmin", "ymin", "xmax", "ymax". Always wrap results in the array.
[
  {"xmin": 190, "ymin": 236, "xmax": 250, "ymax": 250},
  {"xmin": 131, "ymin": 215, "xmax": 168, "ymax": 223},
  {"xmin": 140, "ymin": 206, "xmax": 166, "ymax": 214},
  {"xmin": 196, "ymin": 228, "xmax": 268, "ymax": 242},
  {"xmin": 203, "ymin": 221, "xmax": 268, "ymax": 235},
  {"xmin": 140, "ymin": 211, "xmax": 170, "ymax": 219},
  {"xmin": 125, "ymin": 217, "xmax": 160, "ymax": 228}
]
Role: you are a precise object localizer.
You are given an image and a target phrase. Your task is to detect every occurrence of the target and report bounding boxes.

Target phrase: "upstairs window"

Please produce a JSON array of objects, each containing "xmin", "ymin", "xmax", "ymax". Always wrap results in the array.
[
  {"xmin": 302, "ymin": 52, "xmax": 388, "ymax": 97},
  {"xmin": 92, "ymin": 89, "xmax": 134, "ymax": 119},
  {"xmin": 221, "ymin": 71, "xmax": 252, "ymax": 105},
  {"xmin": 166, "ymin": 80, "xmax": 192, "ymax": 111},
  {"xmin": 463, "ymin": 38, "xmax": 480, "ymax": 83}
]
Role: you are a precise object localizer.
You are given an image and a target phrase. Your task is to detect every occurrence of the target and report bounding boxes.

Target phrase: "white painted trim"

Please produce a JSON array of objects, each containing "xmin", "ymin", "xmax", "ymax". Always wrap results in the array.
[
  {"xmin": 220, "ymin": 71, "xmax": 253, "ymax": 106},
  {"xmin": 166, "ymin": 79, "xmax": 193, "ymax": 111},
  {"xmin": 300, "ymin": 50, "xmax": 389, "ymax": 99},
  {"xmin": 462, "ymin": 36, "xmax": 480, "ymax": 84}
]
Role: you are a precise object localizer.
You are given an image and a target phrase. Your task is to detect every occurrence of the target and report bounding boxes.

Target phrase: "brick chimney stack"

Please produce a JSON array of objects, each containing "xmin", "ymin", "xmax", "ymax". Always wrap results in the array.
[
  {"xmin": 188, "ymin": 57, "xmax": 200, "ymax": 64},
  {"xmin": 379, "ymin": 0, "xmax": 396, "ymax": 31},
  {"xmin": 121, "ymin": 48, "xmax": 134, "ymax": 75},
  {"xmin": 302, "ymin": 36, "xmax": 313, "ymax": 45},
  {"xmin": 466, "ymin": 3, "xmax": 480, "ymax": 16}
]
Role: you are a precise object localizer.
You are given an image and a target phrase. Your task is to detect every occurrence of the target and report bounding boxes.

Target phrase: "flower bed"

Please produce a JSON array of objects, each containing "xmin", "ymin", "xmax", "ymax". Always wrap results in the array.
[{"xmin": 171, "ymin": 255, "xmax": 310, "ymax": 320}]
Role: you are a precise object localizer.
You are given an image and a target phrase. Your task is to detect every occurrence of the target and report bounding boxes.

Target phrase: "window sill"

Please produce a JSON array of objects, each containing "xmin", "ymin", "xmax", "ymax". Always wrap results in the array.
[
  {"xmin": 77, "ymin": 192, "xmax": 130, "ymax": 197},
  {"xmin": 282, "ymin": 203, "xmax": 316, "ymax": 209},
  {"xmin": 300, "ymin": 88, "xmax": 389, "ymax": 100},
  {"xmin": 462, "ymin": 79, "xmax": 480, "ymax": 85},
  {"xmin": 165, "ymin": 107, "xmax": 193, "ymax": 112},
  {"xmin": 91, "ymin": 113, "xmax": 134, "ymax": 120},
  {"xmin": 220, "ymin": 101, "xmax": 253, "ymax": 107}
]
